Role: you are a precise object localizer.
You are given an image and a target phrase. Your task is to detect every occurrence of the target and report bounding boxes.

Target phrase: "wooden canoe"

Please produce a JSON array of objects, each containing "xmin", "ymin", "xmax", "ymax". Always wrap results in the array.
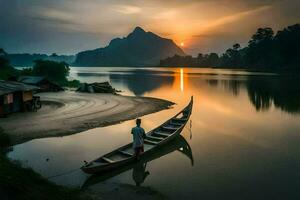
[
  {"xmin": 81, "ymin": 96, "xmax": 193, "ymax": 174},
  {"xmin": 81, "ymin": 135, "xmax": 193, "ymax": 188}
]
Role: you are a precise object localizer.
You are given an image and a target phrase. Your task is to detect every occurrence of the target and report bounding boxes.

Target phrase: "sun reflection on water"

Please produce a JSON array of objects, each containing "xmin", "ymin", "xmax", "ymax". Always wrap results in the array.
[{"xmin": 180, "ymin": 68, "xmax": 184, "ymax": 92}]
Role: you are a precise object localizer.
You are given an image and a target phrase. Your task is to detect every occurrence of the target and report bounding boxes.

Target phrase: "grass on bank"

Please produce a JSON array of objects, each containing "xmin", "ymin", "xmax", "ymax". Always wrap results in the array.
[{"xmin": 0, "ymin": 128, "xmax": 83, "ymax": 200}]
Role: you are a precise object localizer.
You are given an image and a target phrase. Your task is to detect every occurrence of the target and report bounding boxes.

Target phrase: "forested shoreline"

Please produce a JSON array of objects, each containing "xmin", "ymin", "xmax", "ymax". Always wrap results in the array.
[{"xmin": 160, "ymin": 24, "xmax": 300, "ymax": 72}]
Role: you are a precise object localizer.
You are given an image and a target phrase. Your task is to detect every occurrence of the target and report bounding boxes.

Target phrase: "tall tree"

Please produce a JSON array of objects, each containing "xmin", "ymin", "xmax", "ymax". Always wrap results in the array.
[{"xmin": 246, "ymin": 27, "xmax": 275, "ymax": 68}]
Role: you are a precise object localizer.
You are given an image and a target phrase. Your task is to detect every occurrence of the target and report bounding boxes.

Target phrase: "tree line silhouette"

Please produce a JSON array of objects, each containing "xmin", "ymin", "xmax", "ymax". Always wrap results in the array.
[
  {"xmin": 161, "ymin": 24, "xmax": 300, "ymax": 71},
  {"xmin": 0, "ymin": 54, "xmax": 79, "ymax": 87}
]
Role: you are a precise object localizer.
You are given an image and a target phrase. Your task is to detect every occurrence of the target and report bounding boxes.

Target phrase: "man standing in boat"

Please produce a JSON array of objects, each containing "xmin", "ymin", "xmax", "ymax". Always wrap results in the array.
[{"xmin": 131, "ymin": 118, "xmax": 146, "ymax": 159}]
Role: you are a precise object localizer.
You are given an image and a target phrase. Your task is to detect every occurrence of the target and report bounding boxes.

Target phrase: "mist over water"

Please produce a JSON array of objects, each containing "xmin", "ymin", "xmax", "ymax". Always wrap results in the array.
[{"xmin": 8, "ymin": 67, "xmax": 300, "ymax": 199}]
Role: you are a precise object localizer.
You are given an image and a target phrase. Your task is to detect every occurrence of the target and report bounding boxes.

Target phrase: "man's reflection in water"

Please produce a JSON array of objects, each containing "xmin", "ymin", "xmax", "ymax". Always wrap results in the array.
[
  {"xmin": 189, "ymin": 120, "xmax": 193, "ymax": 140},
  {"xmin": 132, "ymin": 162, "xmax": 150, "ymax": 186}
]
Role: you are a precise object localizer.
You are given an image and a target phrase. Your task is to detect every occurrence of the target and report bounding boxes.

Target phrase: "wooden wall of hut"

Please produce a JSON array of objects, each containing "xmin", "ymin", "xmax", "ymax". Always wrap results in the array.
[
  {"xmin": 0, "ymin": 91, "xmax": 34, "ymax": 116},
  {"xmin": 0, "ymin": 93, "xmax": 14, "ymax": 116},
  {"xmin": 22, "ymin": 91, "xmax": 33, "ymax": 102}
]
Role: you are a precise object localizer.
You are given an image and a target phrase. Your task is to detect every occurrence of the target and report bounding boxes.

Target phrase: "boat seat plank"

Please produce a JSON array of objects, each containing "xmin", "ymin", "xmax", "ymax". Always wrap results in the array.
[
  {"xmin": 118, "ymin": 150, "xmax": 133, "ymax": 157},
  {"xmin": 144, "ymin": 139, "xmax": 159, "ymax": 145},
  {"xmin": 169, "ymin": 122, "xmax": 183, "ymax": 126},
  {"xmin": 146, "ymin": 135, "xmax": 164, "ymax": 141},
  {"xmin": 102, "ymin": 157, "xmax": 114, "ymax": 163},
  {"xmin": 173, "ymin": 118, "xmax": 187, "ymax": 122},
  {"xmin": 154, "ymin": 132, "xmax": 170, "ymax": 137},
  {"xmin": 162, "ymin": 126, "xmax": 177, "ymax": 130}
]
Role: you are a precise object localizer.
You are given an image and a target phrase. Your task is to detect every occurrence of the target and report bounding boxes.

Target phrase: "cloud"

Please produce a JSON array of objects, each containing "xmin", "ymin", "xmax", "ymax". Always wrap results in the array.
[
  {"xmin": 192, "ymin": 32, "xmax": 229, "ymax": 38},
  {"xmin": 40, "ymin": 8, "xmax": 75, "ymax": 22},
  {"xmin": 29, "ymin": 7, "xmax": 76, "ymax": 25},
  {"xmin": 200, "ymin": 5, "xmax": 272, "ymax": 31},
  {"xmin": 112, "ymin": 5, "xmax": 142, "ymax": 14}
]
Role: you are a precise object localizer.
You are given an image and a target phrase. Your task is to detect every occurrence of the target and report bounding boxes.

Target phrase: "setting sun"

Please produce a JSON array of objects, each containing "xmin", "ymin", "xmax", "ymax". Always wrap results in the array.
[{"xmin": 180, "ymin": 42, "xmax": 185, "ymax": 47}]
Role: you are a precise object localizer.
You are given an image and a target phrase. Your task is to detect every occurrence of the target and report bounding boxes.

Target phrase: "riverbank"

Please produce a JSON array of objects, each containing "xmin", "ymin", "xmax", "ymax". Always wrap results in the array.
[
  {"xmin": 0, "ymin": 129, "xmax": 81, "ymax": 200},
  {"xmin": 0, "ymin": 91, "xmax": 173, "ymax": 145},
  {"xmin": 0, "ymin": 153, "xmax": 82, "ymax": 200},
  {"xmin": 0, "ymin": 149, "xmax": 164, "ymax": 200}
]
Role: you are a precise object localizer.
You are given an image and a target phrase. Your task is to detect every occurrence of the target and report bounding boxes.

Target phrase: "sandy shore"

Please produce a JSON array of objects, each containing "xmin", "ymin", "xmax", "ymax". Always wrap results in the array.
[{"xmin": 0, "ymin": 91, "xmax": 173, "ymax": 145}]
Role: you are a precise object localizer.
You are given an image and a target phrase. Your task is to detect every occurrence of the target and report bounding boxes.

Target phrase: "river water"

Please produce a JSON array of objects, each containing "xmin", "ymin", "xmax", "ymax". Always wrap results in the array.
[{"xmin": 8, "ymin": 67, "xmax": 300, "ymax": 199}]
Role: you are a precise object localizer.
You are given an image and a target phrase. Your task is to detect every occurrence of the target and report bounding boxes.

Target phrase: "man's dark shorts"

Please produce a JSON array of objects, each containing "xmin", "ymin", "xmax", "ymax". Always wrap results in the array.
[{"xmin": 134, "ymin": 146, "xmax": 144, "ymax": 156}]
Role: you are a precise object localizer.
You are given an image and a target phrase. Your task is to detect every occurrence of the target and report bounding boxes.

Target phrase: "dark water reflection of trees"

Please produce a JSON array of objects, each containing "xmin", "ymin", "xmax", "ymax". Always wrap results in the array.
[
  {"xmin": 77, "ymin": 69, "xmax": 300, "ymax": 113},
  {"xmin": 206, "ymin": 76, "xmax": 300, "ymax": 114}
]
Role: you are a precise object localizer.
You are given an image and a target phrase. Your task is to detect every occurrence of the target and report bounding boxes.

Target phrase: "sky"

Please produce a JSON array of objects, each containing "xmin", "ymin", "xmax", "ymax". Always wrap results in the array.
[{"xmin": 0, "ymin": 0, "xmax": 299, "ymax": 55}]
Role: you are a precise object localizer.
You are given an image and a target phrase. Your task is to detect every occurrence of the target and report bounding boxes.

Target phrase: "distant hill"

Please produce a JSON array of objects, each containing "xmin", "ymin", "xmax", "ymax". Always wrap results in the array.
[
  {"xmin": 2, "ymin": 52, "xmax": 75, "ymax": 67},
  {"xmin": 74, "ymin": 27, "xmax": 185, "ymax": 66}
]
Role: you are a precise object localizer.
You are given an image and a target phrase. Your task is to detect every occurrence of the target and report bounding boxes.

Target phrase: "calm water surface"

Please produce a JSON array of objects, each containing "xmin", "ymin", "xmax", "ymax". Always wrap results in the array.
[{"xmin": 8, "ymin": 67, "xmax": 300, "ymax": 199}]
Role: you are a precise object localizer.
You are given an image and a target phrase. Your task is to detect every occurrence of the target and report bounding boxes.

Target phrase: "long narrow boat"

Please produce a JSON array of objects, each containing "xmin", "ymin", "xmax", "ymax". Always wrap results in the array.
[
  {"xmin": 81, "ymin": 96, "xmax": 193, "ymax": 174},
  {"xmin": 82, "ymin": 135, "xmax": 193, "ymax": 188}
]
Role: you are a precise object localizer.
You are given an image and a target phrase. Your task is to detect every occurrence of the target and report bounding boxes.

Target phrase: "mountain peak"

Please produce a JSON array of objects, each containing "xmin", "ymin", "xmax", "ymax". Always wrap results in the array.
[
  {"xmin": 132, "ymin": 26, "xmax": 146, "ymax": 34},
  {"xmin": 75, "ymin": 27, "xmax": 185, "ymax": 66}
]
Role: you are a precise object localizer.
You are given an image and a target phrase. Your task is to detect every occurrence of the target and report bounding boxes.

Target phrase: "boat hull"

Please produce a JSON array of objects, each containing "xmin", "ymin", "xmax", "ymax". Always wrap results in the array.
[
  {"xmin": 81, "ymin": 97, "xmax": 193, "ymax": 174},
  {"xmin": 82, "ymin": 126, "xmax": 184, "ymax": 174}
]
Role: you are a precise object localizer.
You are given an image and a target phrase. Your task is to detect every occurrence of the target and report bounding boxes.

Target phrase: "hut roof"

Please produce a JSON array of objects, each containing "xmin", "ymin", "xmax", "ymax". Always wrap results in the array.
[
  {"xmin": 0, "ymin": 80, "xmax": 39, "ymax": 95},
  {"xmin": 18, "ymin": 76, "xmax": 46, "ymax": 85}
]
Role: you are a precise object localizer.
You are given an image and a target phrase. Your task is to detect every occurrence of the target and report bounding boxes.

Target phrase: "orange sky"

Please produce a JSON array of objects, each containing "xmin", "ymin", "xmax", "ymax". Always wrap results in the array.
[{"xmin": 1, "ymin": 0, "xmax": 299, "ymax": 55}]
